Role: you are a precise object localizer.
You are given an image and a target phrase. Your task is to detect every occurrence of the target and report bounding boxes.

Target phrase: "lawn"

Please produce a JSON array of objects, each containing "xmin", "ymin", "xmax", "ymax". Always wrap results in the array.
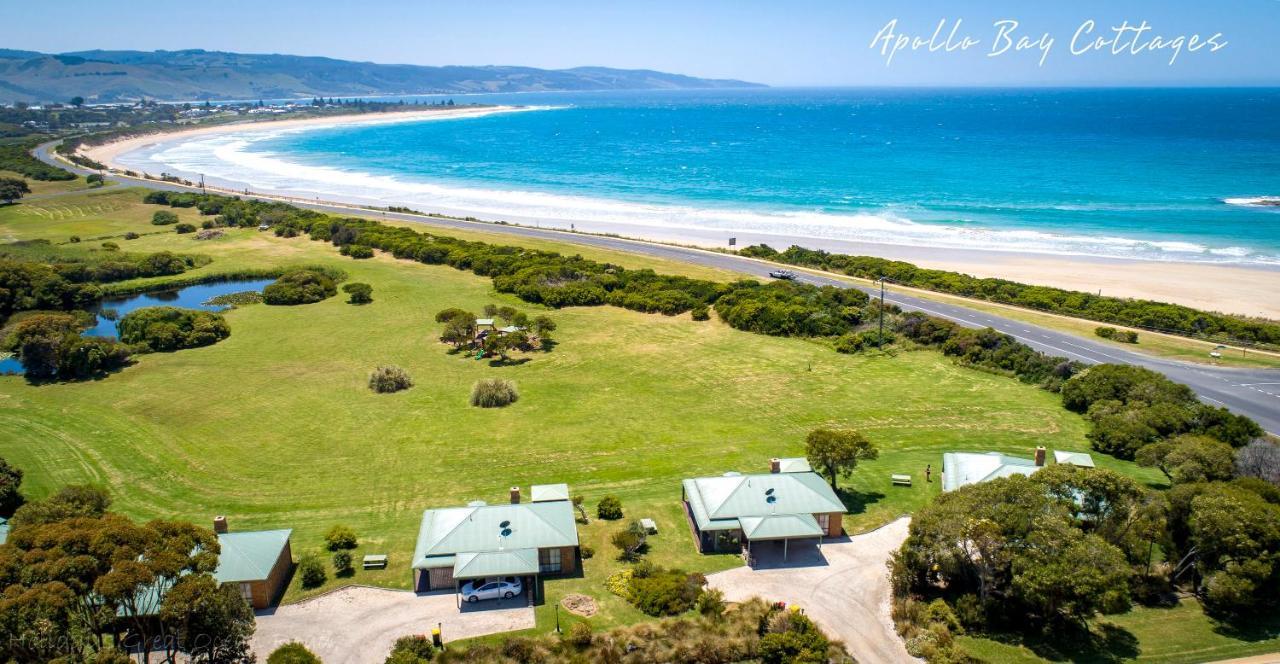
[{"xmin": 0, "ymin": 188, "xmax": 1198, "ymax": 647}]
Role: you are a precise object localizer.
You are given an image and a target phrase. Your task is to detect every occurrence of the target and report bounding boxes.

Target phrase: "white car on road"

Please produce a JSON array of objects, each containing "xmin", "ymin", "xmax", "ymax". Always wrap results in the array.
[{"xmin": 460, "ymin": 576, "xmax": 523, "ymax": 603}]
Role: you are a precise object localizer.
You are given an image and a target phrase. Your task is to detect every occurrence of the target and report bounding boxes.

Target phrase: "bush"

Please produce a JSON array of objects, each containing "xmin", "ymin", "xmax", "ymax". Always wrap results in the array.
[
  {"xmin": 343, "ymin": 282, "xmax": 373, "ymax": 304},
  {"xmin": 333, "ymin": 550, "xmax": 354, "ymax": 576},
  {"xmin": 340, "ymin": 244, "xmax": 375, "ymax": 259},
  {"xmin": 267, "ymin": 642, "xmax": 322, "ymax": 664},
  {"xmin": 759, "ymin": 611, "xmax": 831, "ymax": 664},
  {"xmin": 175, "ymin": 223, "xmax": 196, "ymax": 234},
  {"xmin": 369, "ymin": 365, "xmax": 413, "ymax": 393},
  {"xmin": 696, "ymin": 588, "xmax": 726, "ymax": 618},
  {"xmin": 1096, "ymin": 326, "xmax": 1138, "ymax": 343},
  {"xmin": 117, "ymin": 307, "xmax": 230, "ymax": 352},
  {"xmin": 386, "ymin": 635, "xmax": 435, "ymax": 663},
  {"xmin": 565, "ymin": 621, "xmax": 593, "ymax": 649},
  {"xmin": 597, "ymin": 495, "xmax": 623, "ymax": 520},
  {"xmin": 611, "ymin": 523, "xmax": 647, "ymax": 561},
  {"xmin": 580, "ymin": 545, "xmax": 594, "ymax": 560},
  {"xmin": 86, "ymin": 173, "xmax": 105, "ymax": 187},
  {"xmin": 691, "ymin": 304, "xmax": 710, "ymax": 321},
  {"xmin": 298, "ymin": 554, "xmax": 326, "ymax": 589},
  {"xmin": 263, "ymin": 269, "xmax": 337, "ymax": 305},
  {"xmin": 1095, "ymin": 326, "xmax": 1118, "ymax": 340},
  {"xmin": 628, "ymin": 568, "xmax": 706, "ymax": 616},
  {"xmin": 470, "ymin": 378, "xmax": 518, "ymax": 408},
  {"xmin": 325, "ymin": 524, "xmax": 359, "ymax": 550},
  {"xmin": 123, "ymin": 232, "xmax": 140, "ymax": 240},
  {"xmin": 101, "ymin": 242, "xmax": 119, "ymax": 251},
  {"xmin": 152, "ymin": 210, "xmax": 179, "ymax": 226},
  {"xmin": 68, "ymin": 236, "xmax": 81, "ymax": 243}
]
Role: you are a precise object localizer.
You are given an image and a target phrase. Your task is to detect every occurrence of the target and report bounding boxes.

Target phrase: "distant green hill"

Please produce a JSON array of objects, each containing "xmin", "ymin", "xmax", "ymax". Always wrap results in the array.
[{"xmin": 0, "ymin": 49, "xmax": 765, "ymax": 104}]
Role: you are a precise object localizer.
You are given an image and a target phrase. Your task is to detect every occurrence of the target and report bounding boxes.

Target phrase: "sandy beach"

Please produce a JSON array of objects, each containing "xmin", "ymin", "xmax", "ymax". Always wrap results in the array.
[{"xmin": 80, "ymin": 110, "xmax": 1280, "ymax": 320}]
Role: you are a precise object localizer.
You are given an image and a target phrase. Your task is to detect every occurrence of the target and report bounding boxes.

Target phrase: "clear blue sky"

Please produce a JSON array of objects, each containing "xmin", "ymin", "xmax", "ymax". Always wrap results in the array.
[{"xmin": 8, "ymin": 0, "xmax": 1278, "ymax": 86}]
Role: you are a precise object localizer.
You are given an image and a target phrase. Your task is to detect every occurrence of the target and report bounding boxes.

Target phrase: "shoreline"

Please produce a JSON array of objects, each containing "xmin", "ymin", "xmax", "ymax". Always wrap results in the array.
[{"xmin": 80, "ymin": 111, "xmax": 1280, "ymax": 319}]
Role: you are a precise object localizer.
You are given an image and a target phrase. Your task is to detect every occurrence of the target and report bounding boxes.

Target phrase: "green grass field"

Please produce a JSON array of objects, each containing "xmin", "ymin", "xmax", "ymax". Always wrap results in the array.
[{"xmin": 5, "ymin": 188, "xmax": 1272, "ymax": 661}]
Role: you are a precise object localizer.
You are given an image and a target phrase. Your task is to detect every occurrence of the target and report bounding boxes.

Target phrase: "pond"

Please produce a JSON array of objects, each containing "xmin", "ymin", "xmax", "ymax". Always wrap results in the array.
[{"xmin": 0, "ymin": 279, "xmax": 275, "ymax": 375}]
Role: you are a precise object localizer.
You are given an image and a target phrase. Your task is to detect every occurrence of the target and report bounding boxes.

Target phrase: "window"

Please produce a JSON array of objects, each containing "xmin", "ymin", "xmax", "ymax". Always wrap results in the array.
[
  {"xmin": 539, "ymin": 547, "xmax": 562, "ymax": 573},
  {"xmin": 817, "ymin": 514, "xmax": 830, "ymax": 531},
  {"xmin": 238, "ymin": 583, "xmax": 253, "ymax": 603}
]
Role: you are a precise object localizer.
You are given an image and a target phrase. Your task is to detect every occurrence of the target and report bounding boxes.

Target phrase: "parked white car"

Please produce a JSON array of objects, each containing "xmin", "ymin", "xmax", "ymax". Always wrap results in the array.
[{"xmin": 460, "ymin": 576, "xmax": 523, "ymax": 603}]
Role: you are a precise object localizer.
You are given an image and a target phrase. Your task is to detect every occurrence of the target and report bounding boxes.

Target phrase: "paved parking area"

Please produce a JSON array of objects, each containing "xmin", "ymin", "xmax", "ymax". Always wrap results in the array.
[
  {"xmin": 707, "ymin": 517, "xmax": 916, "ymax": 664},
  {"xmin": 252, "ymin": 586, "xmax": 535, "ymax": 664}
]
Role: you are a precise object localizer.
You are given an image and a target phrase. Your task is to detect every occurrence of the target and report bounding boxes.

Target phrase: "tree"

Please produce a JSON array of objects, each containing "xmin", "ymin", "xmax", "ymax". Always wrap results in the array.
[
  {"xmin": 1236, "ymin": 440, "xmax": 1280, "ymax": 486},
  {"xmin": 804, "ymin": 428, "xmax": 878, "ymax": 492},
  {"xmin": 325, "ymin": 524, "xmax": 358, "ymax": 550},
  {"xmin": 262, "ymin": 270, "xmax": 337, "ymax": 305},
  {"xmin": 71, "ymin": 96, "xmax": 85, "ymax": 107},
  {"xmin": 611, "ymin": 522, "xmax": 648, "ymax": 562},
  {"xmin": 343, "ymin": 282, "xmax": 373, "ymax": 304},
  {"xmin": 0, "ymin": 176, "xmax": 30, "ymax": 204},
  {"xmin": 0, "ymin": 457, "xmax": 22, "ymax": 516},
  {"xmin": 10, "ymin": 483, "xmax": 110, "ymax": 527},
  {"xmin": 436, "ymin": 308, "xmax": 476, "ymax": 348},
  {"xmin": 159, "ymin": 575, "xmax": 255, "ymax": 663},
  {"xmin": 532, "ymin": 315, "xmax": 556, "ymax": 337},
  {"xmin": 118, "ymin": 307, "xmax": 230, "ymax": 352},
  {"xmin": 571, "ymin": 494, "xmax": 588, "ymax": 523},
  {"xmin": 333, "ymin": 550, "xmax": 354, "ymax": 576},
  {"xmin": 1137, "ymin": 435, "xmax": 1236, "ymax": 484},
  {"xmin": 1188, "ymin": 484, "xmax": 1280, "ymax": 615}
]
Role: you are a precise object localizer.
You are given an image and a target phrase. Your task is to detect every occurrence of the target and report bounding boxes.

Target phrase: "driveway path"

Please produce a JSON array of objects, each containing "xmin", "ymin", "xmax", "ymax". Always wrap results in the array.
[
  {"xmin": 34, "ymin": 141, "xmax": 1280, "ymax": 434},
  {"xmin": 707, "ymin": 517, "xmax": 916, "ymax": 664},
  {"xmin": 252, "ymin": 586, "xmax": 534, "ymax": 664}
]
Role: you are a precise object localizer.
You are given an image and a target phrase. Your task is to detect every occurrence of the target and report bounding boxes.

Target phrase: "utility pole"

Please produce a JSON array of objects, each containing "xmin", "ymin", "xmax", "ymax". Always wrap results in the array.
[{"xmin": 878, "ymin": 277, "xmax": 886, "ymax": 350}]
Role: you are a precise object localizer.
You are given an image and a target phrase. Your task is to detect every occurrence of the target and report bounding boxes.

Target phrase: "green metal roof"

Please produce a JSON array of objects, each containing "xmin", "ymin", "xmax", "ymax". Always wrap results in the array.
[
  {"xmin": 453, "ymin": 548, "xmax": 539, "ymax": 579},
  {"xmin": 777, "ymin": 458, "xmax": 812, "ymax": 473},
  {"xmin": 1054, "ymin": 451, "xmax": 1096, "ymax": 468},
  {"xmin": 214, "ymin": 529, "xmax": 292, "ymax": 583},
  {"xmin": 942, "ymin": 452, "xmax": 1041, "ymax": 492},
  {"xmin": 412, "ymin": 499, "xmax": 577, "ymax": 570},
  {"xmin": 683, "ymin": 471, "xmax": 844, "ymax": 534},
  {"xmin": 739, "ymin": 514, "xmax": 823, "ymax": 541}
]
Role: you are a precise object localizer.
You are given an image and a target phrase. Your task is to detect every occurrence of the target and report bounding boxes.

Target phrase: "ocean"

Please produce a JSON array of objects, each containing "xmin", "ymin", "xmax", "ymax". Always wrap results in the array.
[{"xmin": 120, "ymin": 88, "xmax": 1280, "ymax": 265}]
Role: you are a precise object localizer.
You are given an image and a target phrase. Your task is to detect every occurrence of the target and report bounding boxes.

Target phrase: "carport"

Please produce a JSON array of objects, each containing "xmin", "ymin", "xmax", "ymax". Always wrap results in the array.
[
  {"xmin": 741, "ymin": 513, "xmax": 824, "ymax": 564},
  {"xmin": 452, "ymin": 549, "xmax": 540, "ymax": 608}
]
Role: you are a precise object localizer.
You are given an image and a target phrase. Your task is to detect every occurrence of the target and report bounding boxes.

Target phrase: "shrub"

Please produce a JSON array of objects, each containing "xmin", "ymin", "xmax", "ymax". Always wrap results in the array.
[
  {"xmin": 580, "ymin": 545, "xmax": 594, "ymax": 560},
  {"xmin": 696, "ymin": 588, "xmax": 726, "ymax": 618},
  {"xmin": 263, "ymin": 269, "xmax": 337, "ymax": 305},
  {"xmin": 759, "ymin": 611, "xmax": 831, "ymax": 664},
  {"xmin": 340, "ymin": 244, "xmax": 375, "ymax": 259},
  {"xmin": 86, "ymin": 174, "xmax": 105, "ymax": 187},
  {"xmin": 628, "ymin": 568, "xmax": 706, "ymax": 616},
  {"xmin": 691, "ymin": 304, "xmax": 710, "ymax": 321},
  {"xmin": 175, "ymin": 223, "xmax": 196, "ymax": 234},
  {"xmin": 605, "ymin": 569, "xmax": 634, "ymax": 599},
  {"xmin": 123, "ymin": 232, "xmax": 140, "ymax": 240},
  {"xmin": 68, "ymin": 236, "xmax": 80, "ymax": 243},
  {"xmin": 325, "ymin": 524, "xmax": 359, "ymax": 550},
  {"xmin": 267, "ymin": 642, "xmax": 322, "ymax": 664},
  {"xmin": 597, "ymin": 495, "xmax": 623, "ymax": 520},
  {"xmin": 566, "ymin": 621, "xmax": 593, "ymax": 649},
  {"xmin": 386, "ymin": 634, "xmax": 436, "ymax": 663},
  {"xmin": 0, "ymin": 456, "xmax": 23, "ymax": 516},
  {"xmin": 1096, "ymin": 326, "xmax": 1138, "ymax": 343},
  {"xmin": 298, "ymin": 554, "xmax": 326, "ymax": 589},
  {"xmin": 101, "ymin": 241, "xmax": 119, "ymax": 251},
  {"xmin": 1095, "ymin": 326, "xmax": 1118, "ymax": 340},
  {"xmin": 369, "ymin": 365, "xmax": 413, "ymax": 394},
  {"xmin": 151, "ymin": 210, "xmax": 179, "ymax": 226},
  {"xmin": 117, "ymin": 307, "xmax": 230, "ymax": 352},
  {"xmin": 333, "ymin": 550, "xmax": 354, "ymax": 576},
  {"xmin": 470, "ymin": 378, "xmax": 518, "ymax": 408},
  {"xmin": 343, "ymin": 282, "xmax": 373, "ymax": 304},
  {"xmin": 833, "ymin": 333, "xmax": 863, "ymax": 354}
]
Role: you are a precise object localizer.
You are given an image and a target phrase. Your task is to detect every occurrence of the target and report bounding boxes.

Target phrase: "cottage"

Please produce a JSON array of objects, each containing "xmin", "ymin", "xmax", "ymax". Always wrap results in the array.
[
  {"xmin": 941, "ymin": 447, "xmax": 1048, "ymax": 492},
  {"xmin": 682, "ymin": 458, "xmax": 844, "ymax": 560},
  {"xmin": 212, "ymin": 519, "xmax": 294, "ymax": 609},
  {"xmin": 411, "ymin": 485, "xmax": 579, "ymax": 602}
]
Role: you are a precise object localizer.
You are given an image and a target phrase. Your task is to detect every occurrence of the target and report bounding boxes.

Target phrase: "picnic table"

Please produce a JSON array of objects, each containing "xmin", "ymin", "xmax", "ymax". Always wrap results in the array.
[
  {"xmin": 362, "ymin": 554, "xmax": 388, "ymax": 570},
  {"xmin": 891, "ymin": 474, "xmax": 912, "ymax": 486}
]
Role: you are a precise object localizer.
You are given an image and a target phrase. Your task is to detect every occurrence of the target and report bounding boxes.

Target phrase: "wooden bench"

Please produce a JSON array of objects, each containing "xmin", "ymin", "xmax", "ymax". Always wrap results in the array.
[
  {"xmin": 362, "ymin": 554, "xmax": 388, "ymax": 570},
  {"xmin": 891, "ymin": 474, "xmax": 912, "ymax": 486}
]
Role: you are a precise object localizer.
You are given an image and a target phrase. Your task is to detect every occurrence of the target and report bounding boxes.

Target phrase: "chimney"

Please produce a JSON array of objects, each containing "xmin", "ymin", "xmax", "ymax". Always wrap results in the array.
[
  {"xmin": 213, "ymin": 516, "xmax": 228, "ymax": 534},
  {"xmin": 770, "ymin": 458, "xmax": 781, "ymax": 474},
  {"xmin": 1034, "ymin": 446, "xmax": 1047, "ymax": 467},
  {"xmin": 510, "ymin": 486, "xmax": 521, "ymax": 504}
]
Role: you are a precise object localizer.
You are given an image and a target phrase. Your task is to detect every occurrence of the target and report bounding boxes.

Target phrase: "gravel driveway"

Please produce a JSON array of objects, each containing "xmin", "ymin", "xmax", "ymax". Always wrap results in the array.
[
  {"xmin": 707, "ymin": 517, "xmax": 916, "ymax": 664},
  {"xmin": 252, "ymin": 586, "xmax": 535, "ymax": 663}
]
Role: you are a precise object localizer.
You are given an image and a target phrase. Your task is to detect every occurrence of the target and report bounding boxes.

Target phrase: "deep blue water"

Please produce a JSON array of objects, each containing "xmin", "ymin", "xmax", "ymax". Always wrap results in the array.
[
  {"xmin": 0, "ymin": 279, "xmax": 273, "ymax": 375},
  {"xmin": 127, "ymin": 88, "xmax": 1280, "ymax": 263}
]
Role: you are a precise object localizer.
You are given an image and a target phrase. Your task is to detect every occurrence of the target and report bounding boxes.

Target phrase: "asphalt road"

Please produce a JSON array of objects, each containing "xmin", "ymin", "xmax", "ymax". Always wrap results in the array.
[{"xmin": 34, "ymin": 141, "xmax": 1280, "ymax": 434}]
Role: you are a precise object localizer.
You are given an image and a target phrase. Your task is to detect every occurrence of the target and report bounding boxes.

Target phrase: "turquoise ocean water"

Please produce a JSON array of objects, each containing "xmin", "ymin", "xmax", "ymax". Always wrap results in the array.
[{"xmin": 124, "ymin": 88, "xmax": 1280, "ymax": 264}]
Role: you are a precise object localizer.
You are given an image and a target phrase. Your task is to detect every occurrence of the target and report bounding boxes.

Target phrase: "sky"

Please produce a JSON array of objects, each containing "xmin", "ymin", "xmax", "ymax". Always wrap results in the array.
[{"xmin": 7, "ymin": 0, "xmax": 1278, "ymax": 86}]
